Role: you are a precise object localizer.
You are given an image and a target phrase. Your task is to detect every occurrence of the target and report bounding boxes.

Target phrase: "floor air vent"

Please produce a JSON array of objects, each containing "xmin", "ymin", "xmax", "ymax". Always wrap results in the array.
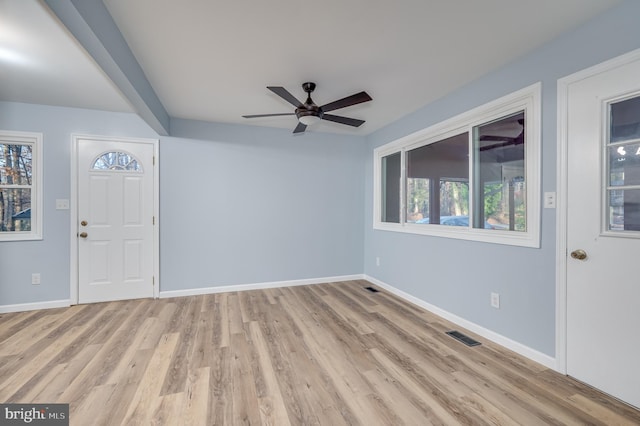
[
  {"xmin": 446, "ymin": 330, "xmax": 481, "ymax": 347},
  {"xmin": 364, "ymin": 286, "xmax": 380, "ymax": 293}
]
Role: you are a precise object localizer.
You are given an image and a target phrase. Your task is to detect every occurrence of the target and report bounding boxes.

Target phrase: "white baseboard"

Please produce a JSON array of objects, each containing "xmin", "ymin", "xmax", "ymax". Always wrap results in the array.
[
  {"xmin": 364, "ymin": 275, "xmax": 557, "ymax": 370},
  {"xmin": 0, "ymin": 299, "xmax": 71, "ymax": 314},
  {"xmin": 159, "ymin": 274, "xmax": 366, "ymax": 299}
]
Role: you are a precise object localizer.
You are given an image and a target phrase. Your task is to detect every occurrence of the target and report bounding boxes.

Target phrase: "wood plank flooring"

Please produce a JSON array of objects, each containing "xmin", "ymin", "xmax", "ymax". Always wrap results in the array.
[{"xmin": 1, "ymin": 280, "xmax": 639, "ymax": 425}]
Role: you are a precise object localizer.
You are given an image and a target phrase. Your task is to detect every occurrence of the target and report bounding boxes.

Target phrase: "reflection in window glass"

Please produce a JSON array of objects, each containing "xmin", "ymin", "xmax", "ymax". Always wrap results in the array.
[
  {"xmin": 608, "ymin": 189, "xmax": 640, "ymax": 231},
  {"xmin": 439, "ymin": 180, "xmax": 469, "ymax": 226},
  {"xmin": 608, "ymin": 96, "xmax": 640, "ymax": 231},
  {"xmin": 381, "ymin": 152, "xmax": 401, "ymax": 223},
  {"xmin": 0, "ymin": 144, "xmax": 32, "ymax": 185},
  {"xmin": 608, "ymin": 143, "xmax": 640, "ymax": 187},
  {"xmin": 407, "ymin": 177, "xmax": 429, "ymax": 223},
  {"xmin": 92, "ymin": 151, "xmax": 142, "ymax": 172},
  {"xmin": 473, "ymin": 112, "xmax": 526, "ymax": 231},
  {"xmin": 610, "ymin": 96, "xmax": 640, "ymax": 143},
  {"xmin": 0, "ymin": 188, "xmax": 31, "ymax": 232},
  {"xmin": 406, "ymin": 133, "xmax": 468, "ymax": 226}
]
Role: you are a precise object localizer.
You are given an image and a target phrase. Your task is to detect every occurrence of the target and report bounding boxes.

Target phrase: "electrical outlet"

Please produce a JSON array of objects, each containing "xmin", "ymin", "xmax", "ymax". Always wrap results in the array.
[
  {"xmin": 376, "ymin": 257, "xmax": 380, "ymax": 267},
  {"xmin": 491, "ymin": 292, "xmax": 500, "ymax": 309},
  {"xmin": 32, "ymin": 273, "xmax": 41, "ymax": 285}
]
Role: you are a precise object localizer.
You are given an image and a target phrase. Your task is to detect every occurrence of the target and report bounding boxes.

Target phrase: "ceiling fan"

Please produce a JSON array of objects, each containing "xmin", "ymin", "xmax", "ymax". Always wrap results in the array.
[{"xmin": 243, "ymin": 82, "xmax": 372, "ymax": 133}]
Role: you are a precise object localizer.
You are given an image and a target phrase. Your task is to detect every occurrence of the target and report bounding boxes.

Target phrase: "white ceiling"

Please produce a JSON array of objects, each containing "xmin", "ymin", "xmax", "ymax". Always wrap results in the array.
[
  {"xmin": 0, "ymin": 0, "xmax": 623, "ymax": 135},
  {"xmin": 0, "ymin": 1, "xmax": 133, "ymax": 113}
]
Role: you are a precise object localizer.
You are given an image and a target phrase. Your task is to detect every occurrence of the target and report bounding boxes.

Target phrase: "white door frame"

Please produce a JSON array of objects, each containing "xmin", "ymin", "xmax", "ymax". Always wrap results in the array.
[
  {"xmin": 555, "ymin": 48, "xmax": 640, "ymax": 374},
  {"xmin": 70, "ymin": 134, "xmax": 160, "ymax": 304}
]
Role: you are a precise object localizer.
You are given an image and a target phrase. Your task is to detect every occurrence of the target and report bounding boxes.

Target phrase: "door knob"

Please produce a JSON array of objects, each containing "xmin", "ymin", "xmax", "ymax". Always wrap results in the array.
[
  {"xmin": 80, "ymin": 220, "xmax": 88, "ymax": 226},
  {"xmin": 570, "ymin": 249, "xmax": 587, "ymax": 260},
  {"xmin": 79, "ymin": 232, "xmax": 88, "ymax": 238}
]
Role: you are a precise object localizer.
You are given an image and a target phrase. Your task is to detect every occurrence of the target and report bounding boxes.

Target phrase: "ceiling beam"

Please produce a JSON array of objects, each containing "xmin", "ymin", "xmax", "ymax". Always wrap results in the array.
[{"xmin": 43, "ymin": 0, "xmax": 170, "ymax": 135}]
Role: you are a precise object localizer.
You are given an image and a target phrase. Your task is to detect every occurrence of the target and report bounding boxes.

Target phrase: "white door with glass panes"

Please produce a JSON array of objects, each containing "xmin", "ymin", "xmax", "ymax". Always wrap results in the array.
[
  {"xmin": 77, "ymin": 137, "xmax": 155, "ymax": 303},
  {"xmin": 566, "ymin": 54, "xmax": 640, "ymax": 408}
]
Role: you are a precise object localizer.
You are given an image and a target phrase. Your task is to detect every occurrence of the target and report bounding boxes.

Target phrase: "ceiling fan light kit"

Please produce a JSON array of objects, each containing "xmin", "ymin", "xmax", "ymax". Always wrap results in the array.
[
  {"xmin": 298, "ymin": 114, "xmax": 322, "ymax": 126},
  {"xmin": 243, "ymin": 82, "xmax": 372, "ymax": 134}
]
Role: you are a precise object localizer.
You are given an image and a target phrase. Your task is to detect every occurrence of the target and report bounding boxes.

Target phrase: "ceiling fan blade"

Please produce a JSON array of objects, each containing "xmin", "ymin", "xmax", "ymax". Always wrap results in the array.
[
  {"xmin": 322, "ymin": 114, "xmax": 365, "ymax": 127},
  {"xmin": 268, "ymin": 86, "xmax": 304, "ymax": 108},
  {"xmin": 321, "ymin": 91, "xmax": 372, "ymax": 113},
  {"xmin": 293, "ymin": 122, "xmax": 307, "ymax": 133},
  {"xmin": 242, "ymin": 113, "xmax": 295, "ymax": 118}
]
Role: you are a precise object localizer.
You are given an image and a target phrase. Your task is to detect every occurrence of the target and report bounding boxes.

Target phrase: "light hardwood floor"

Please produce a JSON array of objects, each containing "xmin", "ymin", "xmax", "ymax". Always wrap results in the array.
[{"xmin": 1, "ymin": 280, "xmax": 639, "ymax": 425}]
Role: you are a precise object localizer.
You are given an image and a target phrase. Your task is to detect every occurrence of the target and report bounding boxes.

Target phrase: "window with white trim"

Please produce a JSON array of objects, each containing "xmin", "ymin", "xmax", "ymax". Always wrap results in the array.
[
  {"xmin": 374, "ymin": 83, "xmax": 541, "ymax": 247},
  {"xmin": 0, "ymin": 131, "xmax": 43, "ymax": 241}
]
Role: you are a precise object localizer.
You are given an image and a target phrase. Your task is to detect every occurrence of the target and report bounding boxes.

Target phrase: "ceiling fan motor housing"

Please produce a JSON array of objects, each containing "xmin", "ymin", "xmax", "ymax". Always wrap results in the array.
[
  {"xmin": 302, "ymin": 82, "xmax": 316, "ymax": 93},
  {"xmin": 296, "ymin": 104, "xmax": 322, "ymax": 120},
  {"xmin": 297, "ymin": 82, "xmax": 323, "ymax": 120}
]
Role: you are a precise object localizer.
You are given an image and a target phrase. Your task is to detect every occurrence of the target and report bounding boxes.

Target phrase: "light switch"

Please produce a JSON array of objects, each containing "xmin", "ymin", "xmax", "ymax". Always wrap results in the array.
[
  {"xmin": 56, "ymin": 199, "xmax": 70, "ymax": 210},
  {"xmin": 544, "ymin": 192, "xmax": 556, "ymax": 209}
]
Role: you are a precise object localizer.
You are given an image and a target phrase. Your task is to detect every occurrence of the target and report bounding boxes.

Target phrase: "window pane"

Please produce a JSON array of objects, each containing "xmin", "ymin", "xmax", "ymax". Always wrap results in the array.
[
  {"xmin": 381, "ymin": 152, "xmax": 401, "ymax": 223},
  {"xmin": 407, "ymin": 178, "xmax": 429, "ymax": 223},
  {"xmin": 407, "ymin": 132, "xmax": 468, "ymax": 226},
  {"xmin": 0, "ymin": 188, "xmax": 31, "ymax": 232},
  {"xmin": 440, "ymin": 180, "xmax": 469, "ymax": 226},
  {"xmin": 608, "ymin": 143, "xmax": 640, "ymax": 186},
  {"xmin": 0, "ymin": 144, "xmax": 33, "ymax": 185},
  {"xmin": 608, "ymin": 189, "xmax": 640, "ymax": 231},
  {"xmin": 473, "ymin": 112, "xmax": 526, "ymax": 231},
  {"xmin": 610, "ymin": 96, "xmax": 640, "ymax": 143}
]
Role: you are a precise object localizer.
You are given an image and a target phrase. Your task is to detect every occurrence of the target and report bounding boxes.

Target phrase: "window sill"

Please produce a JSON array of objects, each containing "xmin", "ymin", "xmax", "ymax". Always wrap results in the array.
[
  {"xmin": 0, "ymin": 233, "xmax": 43, "ymax": 242},
  {"xmin": 373, "ymin": 222, "xmax": 540, "ymax": 248}
]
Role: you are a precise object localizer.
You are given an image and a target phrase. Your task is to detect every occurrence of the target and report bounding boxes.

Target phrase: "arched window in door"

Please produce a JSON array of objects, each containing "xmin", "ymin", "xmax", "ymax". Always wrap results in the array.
[{"xmin": 91, "ymin": 151, "xmax": 142, "ymax": 172}]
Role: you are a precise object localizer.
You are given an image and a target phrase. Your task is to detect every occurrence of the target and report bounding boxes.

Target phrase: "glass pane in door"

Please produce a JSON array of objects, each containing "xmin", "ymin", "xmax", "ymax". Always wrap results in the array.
[
  {"xmin": 607, "ymin": 95, "xmax": 640, "ymax": 232},
  {"xmin": 610, "ymin": 96, "xmax": 640, "ymax": 142}
]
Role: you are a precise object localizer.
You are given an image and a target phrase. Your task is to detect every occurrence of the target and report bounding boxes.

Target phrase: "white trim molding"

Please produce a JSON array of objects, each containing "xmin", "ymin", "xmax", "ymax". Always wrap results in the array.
[
  {"xmin": 365, "ymin": 275, "xmax": 557, "ymax": 370},
  {"xmin": 555, "ymin": 47, "xmax": 640, "ymax": 375},
  {"xmin": 0, "ymin": 299, "xmax": 70, "ymax": 314},
  {"xmin": 159, "ymin": 274, "xmax": 366, "ymax": 298}
]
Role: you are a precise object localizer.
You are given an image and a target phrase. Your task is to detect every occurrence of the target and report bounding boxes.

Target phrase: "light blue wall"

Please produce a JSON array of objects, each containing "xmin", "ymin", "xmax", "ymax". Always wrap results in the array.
[
  {"xmin": 0, "ymin": 103, "xmax": 365, "ymax": 305},
  {"xmin": 363, "ymin": 0, "xmax": 640, "ymax": 357},
  {"xmin": 161, "ymin": 119, "xmax": 365, "ymax": 290},
  {"xmin": 0, "ymin": 102, "xmax": 156, "ymax": 305}
]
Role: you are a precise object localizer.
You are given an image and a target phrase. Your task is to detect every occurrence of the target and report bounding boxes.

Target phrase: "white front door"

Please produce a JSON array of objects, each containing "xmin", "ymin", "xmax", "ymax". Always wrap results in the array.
[
  {"xmin": 566, "ymin": 54, "xmax": 640, "ymax": 408},
  {"xmin": 77, "ymin": 137, "xmax": 156, "ymax": 303}
]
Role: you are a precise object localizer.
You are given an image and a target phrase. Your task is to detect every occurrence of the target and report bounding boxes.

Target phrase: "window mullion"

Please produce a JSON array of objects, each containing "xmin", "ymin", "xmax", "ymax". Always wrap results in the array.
[
  {"xmin": 468, "ymin": 125, "xmax": 475, "ymax": 228},
  {"xmin": 0, "ymin": 185, "xmax": 32, "ymax": 189}
]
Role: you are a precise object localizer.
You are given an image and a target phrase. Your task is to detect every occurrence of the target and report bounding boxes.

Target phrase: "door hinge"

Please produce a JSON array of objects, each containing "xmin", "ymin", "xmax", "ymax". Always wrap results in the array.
[
  {"xmin": 152, "ymin": 276, "xmax": 155, "ymax": 286},
  {"xmin": 153, "ymin": 156, "xmax": 156, "ymax": 166},
  {"xmin": 152, "ymin": 216, "xmax": 155, "ymax": 225}
]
